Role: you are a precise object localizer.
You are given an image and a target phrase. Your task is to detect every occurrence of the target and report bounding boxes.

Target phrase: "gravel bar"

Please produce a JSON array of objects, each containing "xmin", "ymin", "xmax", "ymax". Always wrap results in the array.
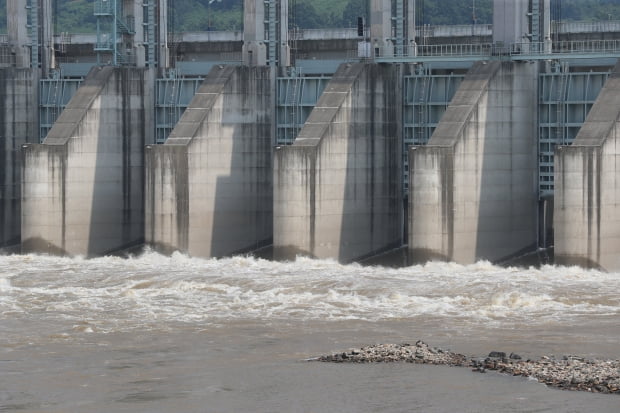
[{"xmin": 313, "ymin": 341, "xmax": 620, "ymax": 394}]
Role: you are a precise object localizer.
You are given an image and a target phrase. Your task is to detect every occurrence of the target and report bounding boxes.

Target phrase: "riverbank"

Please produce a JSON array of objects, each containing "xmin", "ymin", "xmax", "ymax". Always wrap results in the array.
[{"xmin": 314, "ymin": 341, "xmax": 620, "ymax": 394}]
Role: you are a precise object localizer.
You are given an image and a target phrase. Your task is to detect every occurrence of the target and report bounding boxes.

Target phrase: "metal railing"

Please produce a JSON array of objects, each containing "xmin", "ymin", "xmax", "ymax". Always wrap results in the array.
[
  {"xmin": 374, "ymin": 43, "xmax": 493, "ymax": 59},
  {"xmin": 373, "ymin": 38, "xmax": 620, "ymax": 60},
  {"xmin": 169, "ymin": 31, "xmax": 243, "ymax": 43},
  {"xmin": 416, "ymin": 24, "xmax": 492, "ymax": 38},
  {"xmin": 553, "ymin": 20, "xmax": 620, "ymax": 34},
  {"xmin": 511, "ymin": 40, "xmax": 620, "ymax": 56},
  {"xmin": 290, "ymin": 28, "xmax": 359, "ymax": 41}
]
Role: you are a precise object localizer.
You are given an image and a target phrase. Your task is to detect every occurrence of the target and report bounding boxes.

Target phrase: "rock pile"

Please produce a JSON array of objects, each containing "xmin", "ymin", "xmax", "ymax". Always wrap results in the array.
[
  {"xmin": 313, "ymin": 341, "xmax": 620, "ymax": 395},
  {"xmin": 316, "ymin": 341, "xmax": 468, "ymax": 366},
  {"xmin": 473, "ymin": 353, "xmax": 620, "ymax": 394}
]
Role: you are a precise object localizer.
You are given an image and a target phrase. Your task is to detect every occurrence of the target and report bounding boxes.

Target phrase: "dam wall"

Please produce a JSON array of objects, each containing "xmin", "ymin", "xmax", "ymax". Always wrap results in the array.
[
  {"xmin": 554, "ymin": 61, "xmax": 620, "ymax": 271},
  {"xmin": 21, "ymin": 67, "xmax": 149, "ymax": 256},
  {"xmin": 0, "ymin": 69, "xmax": 38, "ymax": 249},
  {"xmin": 409, "ymin": 61, "xmax": 538, "ymax": 264},
  {"xmin": 273, "ymin": 63, "xmax": 402, "ymax": 262},
  {"xmin": 145, "ymin": 65, "xmax": 273, "ymax": 257}
]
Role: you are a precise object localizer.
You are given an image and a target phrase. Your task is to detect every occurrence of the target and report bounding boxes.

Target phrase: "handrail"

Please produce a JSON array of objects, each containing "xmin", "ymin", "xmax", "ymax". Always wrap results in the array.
[{"xmin": 373, "ymin": 39, "xmax": 620, "ymax": 59}]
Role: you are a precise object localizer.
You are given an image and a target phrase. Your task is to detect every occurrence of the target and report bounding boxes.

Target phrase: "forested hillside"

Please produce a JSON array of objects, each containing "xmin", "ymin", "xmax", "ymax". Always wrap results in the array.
[{"xmin": 1, "ymin": 0, "xmax": 620, "ymax": 34}]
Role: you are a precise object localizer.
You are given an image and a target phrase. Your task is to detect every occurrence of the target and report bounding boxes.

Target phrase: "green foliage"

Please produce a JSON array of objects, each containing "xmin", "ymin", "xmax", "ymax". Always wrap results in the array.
[
  {"xmin": 340, "ymin": 0, "xmax": 368, "ymax": 28},
  {"xmin": 55, "ymin": 0, "xmax": 97, "ymax": 33},
  {"xmin": 0, "ymin": 0, "xmax": 619, "ymax": 35},
  {"xmin": 555, "ymin": 0, "xmax": 620, "ymax": 21},
  {"xmin": 168, "ymin": 0, "xmax": 243, "ymax": 31},
  {"xmin": 290, "ymin": 2, "xmax": 323, "ymax": 29}
]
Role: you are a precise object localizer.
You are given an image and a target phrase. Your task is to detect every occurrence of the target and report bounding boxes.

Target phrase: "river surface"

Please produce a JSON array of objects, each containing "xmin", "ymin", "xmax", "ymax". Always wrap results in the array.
[{"xmin": 1, "ymin": 251, "xmax": 619, "ymax": 412}]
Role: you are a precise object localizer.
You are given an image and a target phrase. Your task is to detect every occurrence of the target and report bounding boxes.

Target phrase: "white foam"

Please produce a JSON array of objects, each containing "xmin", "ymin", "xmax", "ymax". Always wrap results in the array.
[
  {"xmin": 0, "ymin": 277, "xmax": 11, "ymax": 292},
  {"xmin": 0, "ymin": 252, "xmax": 619, "ymax": 331}
]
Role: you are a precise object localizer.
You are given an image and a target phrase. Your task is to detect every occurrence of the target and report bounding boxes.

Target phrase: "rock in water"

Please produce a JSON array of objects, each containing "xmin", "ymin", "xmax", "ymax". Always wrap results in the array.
[
  {"xmin": 488, "ymin": 351, "xmax": 506, "ymax": 358},
  {"xmin": 311, "ymin": 341, "xmax": 620, "ymax": 395}
]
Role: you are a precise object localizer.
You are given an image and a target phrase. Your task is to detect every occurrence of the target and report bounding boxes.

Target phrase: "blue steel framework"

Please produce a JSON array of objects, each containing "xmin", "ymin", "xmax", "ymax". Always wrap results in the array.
[
  {"xmin": 39, "ymin": 77, "xmax": 83, "ymax": 142},
  {"xmin": 403, "ymin": 69, "xmax": 464, "ymax": 193},
  {"xmin": 154, "ymin": 76, "xmax": 205, "ymax": 144},
  {"xmin": 538, "ymin": 67, "xmax": 610, "ymax": 196},
  {"xmin": 276, "ymin": 75, "xmax": 330, "ymax": 145},
  {"xmin": 94, "ymin": 0, "xmax": 136, "ymax": 65}
]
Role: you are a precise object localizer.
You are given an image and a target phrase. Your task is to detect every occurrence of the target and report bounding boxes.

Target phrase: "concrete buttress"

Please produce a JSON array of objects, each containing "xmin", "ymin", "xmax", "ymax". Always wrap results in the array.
[
  {"xmin": 273, "ymin": 62, "xmax": 402, "ymax": 263},
  {"xmin": 409, "ymin": 61, "xmax": 539, "ymax": 264},
  {"xmin": 145, "ymin": 65, "xmax": 273, "ymax": 257},
  {"xmin": 21, "ymin": 66, "xmax": 148, "ymax": 256},
  {"xmin": 554, "ymin": 60, "xmax": 620, "ymax": 271}
]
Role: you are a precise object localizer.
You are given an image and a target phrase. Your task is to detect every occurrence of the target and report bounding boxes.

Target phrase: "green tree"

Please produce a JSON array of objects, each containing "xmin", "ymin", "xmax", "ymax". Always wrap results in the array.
[
  {"xmin": 341, "ymin": 0, "xmax": 368, "ymax": 28},
  {"xmin": 290, "ymin": 2, "xmax": 322, "ymax": 29}
]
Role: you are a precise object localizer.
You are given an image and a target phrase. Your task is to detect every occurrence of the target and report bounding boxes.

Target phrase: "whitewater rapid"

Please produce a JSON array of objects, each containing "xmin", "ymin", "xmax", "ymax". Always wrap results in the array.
[{"xmin": 1, "ymin": 250, "xmax": 619, "ymax": 335}]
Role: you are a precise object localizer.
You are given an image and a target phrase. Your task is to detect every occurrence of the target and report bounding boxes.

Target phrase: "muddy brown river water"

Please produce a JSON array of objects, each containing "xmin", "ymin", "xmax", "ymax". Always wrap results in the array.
[{"xmin": 1, "ymin": 251, "xmax": 619, "ymax": 412}]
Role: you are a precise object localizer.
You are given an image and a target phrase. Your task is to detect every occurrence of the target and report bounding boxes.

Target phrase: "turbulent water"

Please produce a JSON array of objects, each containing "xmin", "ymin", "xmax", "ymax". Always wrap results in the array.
[{"xmin": 1, "ymin": 251, "xmax": 620, "ymax": 412}]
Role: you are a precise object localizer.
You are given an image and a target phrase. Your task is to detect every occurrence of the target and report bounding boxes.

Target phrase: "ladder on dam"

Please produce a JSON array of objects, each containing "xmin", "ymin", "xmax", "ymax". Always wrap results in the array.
[
  {"xmin": 94, "ymin": 0, "xmax": 136, "ymax": 65},
  {"xmin": 25, "ymin": 0, "xmax": 39, "ymax": 69},
  {"xmin": 403, "ymin": 69, "xmax": 464, "ymax": 193},
  {"xmin": 276, "ymin": 73, "xmax": 330, "ymax": 145},
  {"xmin": 143, "ymin": 0, "xmax": 157, "ymax": 67},
  {"xmin": 538, "ymin": 66, "xmax": 610, "ymax": 197},
  {"xmin": 39, "ymin": 75, "xmax": 84, "ymax": 142},
  {"xmin": 155, "ymin": 74, "xmax": 204, "ymax": 143}
]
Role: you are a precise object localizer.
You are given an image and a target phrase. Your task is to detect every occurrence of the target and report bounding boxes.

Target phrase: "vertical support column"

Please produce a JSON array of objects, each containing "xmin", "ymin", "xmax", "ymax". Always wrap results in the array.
[
  {"xmin": 19, "ymin": 0, "xmax": 54, "ymax": 73},
  {"xmin": 543, "ymin": 0, "xmax": 552, "ymax": 53},
  {"xmin": 141, "ymin": 0, "xmax": 168, "ymax": 70},
  {"xmin": 132, "ymin": 0, "xmax": 146, "ymax": 67},
  {"xmin": 493, "ymin": 0, "xmax": 529, "ymax": 48},
  {"xmin": 158, "ymin": 0, "xmax": 169, "ymax": 70},
  {"xmin": 243, "ymin": 0, "xmax": 267, "ymax": 66},
  {"xmin": 120, "ymin": 0, "xmax": 137, "ymax": 65},
  {"xmin": 394, "ymin": 0, "xmax": 404, "ymax": 56},
  {"xmin": 7, "ymin": 0, "xmax": 30, "ymax": 68},
  {"xmin": 7, "ymin": 0, "xmax": 51, "ymax": 70},
  {"xmin": 531, "ymin": 0, "xmax": 540, "ymax": 43},
  {"xmin": 41, "ymin": 0, "xmax": 54, "ymax": 75},
  {"xmin": 370, "ymin": 0, "xmax": 392, "ymax": 57},
  {"xmin": 0, "ymin": 69, "xmax": 38, "ymax": 249},
  {"xmin": 279, "ymin": 0, "xmax": 290, "ymax": 67},
  {"xmin": 243, "ymin": 0, "xmax": 288, "ymax": 67},
  {"xmin": 408, "ymin": 0, "xmax": 417, "ymax": 56},
  {"xmin": 27, "ymin": 0, "xmax": 39, "ymax": 69},
  {"xmin": 266, "ymin": 0, "xmax": 277, "ymax": 65}
]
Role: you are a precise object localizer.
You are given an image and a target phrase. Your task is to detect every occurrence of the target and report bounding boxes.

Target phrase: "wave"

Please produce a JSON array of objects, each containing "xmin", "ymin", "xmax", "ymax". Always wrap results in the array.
[{"xmin": 0, "ymin": 251, "xmax": 619, "ymax": 331}]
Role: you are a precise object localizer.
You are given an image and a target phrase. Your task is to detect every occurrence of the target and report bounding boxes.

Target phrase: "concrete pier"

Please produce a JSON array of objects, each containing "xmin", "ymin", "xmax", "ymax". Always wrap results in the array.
[
  {"xmin": 145, "ymin": 65, "xmax": 273, "ymax": 257},
  {"xmin": 554, "ymin": 61, "xmax": 620, "ymax": 271},
  {"xmin": 273, "ymin": 63, "xmax": 402, "ymax": 262},
  {"xmin": 0, "ymin": 69, "xmax": 38, "ymax": 249},
  {"xmin": 21, "ymin": 67, "xmax": 149, "ymax": 256},
  {"xmin": 409, "ymin": 61, "xmax": 538, "ymax": 264},
  {"xmin": 7, "ymin": 0, "xmax": 31, "ymax": 68}
]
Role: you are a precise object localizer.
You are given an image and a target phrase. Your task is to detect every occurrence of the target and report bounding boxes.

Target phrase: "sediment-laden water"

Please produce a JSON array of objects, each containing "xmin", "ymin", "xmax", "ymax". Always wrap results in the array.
[{"xmin": 1, "ymin": 251, "xmax": 619, "ymax": 412}]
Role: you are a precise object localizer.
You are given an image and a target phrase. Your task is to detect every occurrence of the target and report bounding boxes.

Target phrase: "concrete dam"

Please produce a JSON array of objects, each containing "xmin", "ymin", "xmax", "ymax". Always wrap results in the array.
[{"xmin": 3, "ymin": 0, "xmax": 620, "ymax": 270}]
